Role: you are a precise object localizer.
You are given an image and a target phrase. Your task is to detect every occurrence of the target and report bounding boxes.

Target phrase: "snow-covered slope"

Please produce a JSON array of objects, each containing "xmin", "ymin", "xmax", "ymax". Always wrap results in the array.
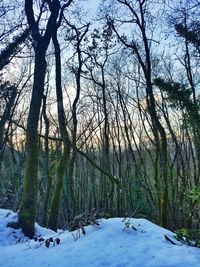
[
  {"xmin": 0, "ymin": 209, "xmax": 55, "ymax": 246},
  {"xmin": 0, "ymin": 209, "xmax": 200, "ymax": 267}
]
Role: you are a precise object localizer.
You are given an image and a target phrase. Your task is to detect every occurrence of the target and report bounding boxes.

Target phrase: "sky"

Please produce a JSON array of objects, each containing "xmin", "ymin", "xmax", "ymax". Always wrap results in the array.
[{"xmin": 85, "ymin": 0, "xmax": 100, "ymax": 18}]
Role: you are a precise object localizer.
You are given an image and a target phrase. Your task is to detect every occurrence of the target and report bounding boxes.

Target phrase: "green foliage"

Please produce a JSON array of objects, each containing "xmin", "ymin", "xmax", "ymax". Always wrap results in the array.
[
  {"xmin": 154, "ymin": 78, "xmax": 200, "ymax": 127},
  {"xmin": 187, "ymin": 186, "xmax": 200, "ymax": 205},
  {"xmin": 0, "ymin": 28, "xmax": 29, "ymax": 70},
  {"xmin": 154, "ymin": 78, "xmax": 192, "ymax": 109},
  {"xmin": 0, "ymin": 148, "xmax": 23, "ymax": 208},
  {"xmin": 174, "ymin": 228, "xmax": 200, "ymax": 248},
  {"xmin": 175, "ymin": 23, "xmax": 200, "ymax": 51},
  {"xmin": 175, "ymin": 228, "xmax": 189, "ymax": 240}
]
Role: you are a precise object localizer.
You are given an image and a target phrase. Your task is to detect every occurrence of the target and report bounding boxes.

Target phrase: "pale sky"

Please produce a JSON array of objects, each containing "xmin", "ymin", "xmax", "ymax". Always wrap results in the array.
[{"xmin": 85, "ymin": 0, "xmax": 100, "ymax": 17}]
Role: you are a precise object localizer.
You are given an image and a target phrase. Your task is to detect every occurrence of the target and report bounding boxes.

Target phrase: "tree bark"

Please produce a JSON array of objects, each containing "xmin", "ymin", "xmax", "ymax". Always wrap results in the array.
[
  {"xmin": 48, "ymin": 31, "xmax": 71, "ymax": 231},
  {"xmin": 19, "ymin": 47, "xmax": 47, "ymax": 237}
]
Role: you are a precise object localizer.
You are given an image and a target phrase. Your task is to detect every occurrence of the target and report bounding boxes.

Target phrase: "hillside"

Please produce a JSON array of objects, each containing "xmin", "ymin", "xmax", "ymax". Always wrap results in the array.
[{"xmin": 1, "ymin": 209, "xmax": 200, "ymax": 267}]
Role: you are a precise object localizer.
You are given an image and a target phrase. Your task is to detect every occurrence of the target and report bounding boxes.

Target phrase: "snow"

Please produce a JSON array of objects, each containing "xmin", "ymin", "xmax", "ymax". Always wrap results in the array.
[{"xmin": 0, "ymin": 209, "xmax": 200, "ymax": 267}]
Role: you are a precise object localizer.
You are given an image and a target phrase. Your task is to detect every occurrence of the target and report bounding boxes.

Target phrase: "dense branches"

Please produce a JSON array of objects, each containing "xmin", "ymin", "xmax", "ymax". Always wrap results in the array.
[{"xmin": 1, "ymin": 0, "xmax": 200, "ymax": 236}]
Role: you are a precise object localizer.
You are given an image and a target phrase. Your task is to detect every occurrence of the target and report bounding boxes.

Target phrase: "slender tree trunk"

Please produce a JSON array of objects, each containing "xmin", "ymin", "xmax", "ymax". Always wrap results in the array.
[
  {"xmin": 48, "ymin": 31, "xmax": 71, "ymax": 231},
  {"xmin": 42, "ymin": 94, "xmax": 52, "ymax": 226}
]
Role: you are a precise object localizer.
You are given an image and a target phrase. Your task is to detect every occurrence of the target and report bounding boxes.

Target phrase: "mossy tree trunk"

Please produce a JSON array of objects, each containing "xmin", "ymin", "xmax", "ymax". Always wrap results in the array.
[
  {"xmin": 48, "ymin": 22, "xmax": 89, "ymax": 229},
  {"xmin": 48, "ymin": 30, "xmax": 71, "ymax": 231},
  {"xmin": 19, "ymin": 48, "xmax": 47, "ymax": 238},
  {"xmin": 19, "ymin": 0, "xmax": 60, "ymax": 238}
]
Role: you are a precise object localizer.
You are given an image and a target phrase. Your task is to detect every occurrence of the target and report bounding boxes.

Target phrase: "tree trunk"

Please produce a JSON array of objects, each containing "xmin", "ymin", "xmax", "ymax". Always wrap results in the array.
[
  {"xmin": 19, "ymin": 48, "xmax": 47, "ymax": 238},
  {"xmin": 48, "ymin": 31, "xmax": 71, "ymax": 231}
]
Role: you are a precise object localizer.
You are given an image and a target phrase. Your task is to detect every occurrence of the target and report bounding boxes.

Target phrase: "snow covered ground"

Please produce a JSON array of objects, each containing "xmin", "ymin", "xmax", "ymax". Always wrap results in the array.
[{"xmin": 1, "ymin": 209, "xmax": 200, "ymax": 267}]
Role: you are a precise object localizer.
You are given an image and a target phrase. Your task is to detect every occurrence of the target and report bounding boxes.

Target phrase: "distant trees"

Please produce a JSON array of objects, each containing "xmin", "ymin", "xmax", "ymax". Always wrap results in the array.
[
  {"xmin": 64, "ymin": 21, "xmax": 90, "ymax": 221},
  {"xmin": 106, "ymin": 0, "xmax": 169, "ymax": 227},
  {"xmin": 0, "ymin": 80, "xmax": 17, "ymax": 202},
  {"xmin": 84, "ymin": 25, "xmax": 118, "ymax": 213},
  {"xmin": 1, "ymin": 0, "xmax": 200, "ymax": 237}
]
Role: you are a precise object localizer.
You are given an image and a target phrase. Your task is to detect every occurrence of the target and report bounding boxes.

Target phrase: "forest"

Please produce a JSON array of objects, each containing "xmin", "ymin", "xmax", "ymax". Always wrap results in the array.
[{"xmin": 0, "ymin": 0, "xmax": 200, "ymax": 241}]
